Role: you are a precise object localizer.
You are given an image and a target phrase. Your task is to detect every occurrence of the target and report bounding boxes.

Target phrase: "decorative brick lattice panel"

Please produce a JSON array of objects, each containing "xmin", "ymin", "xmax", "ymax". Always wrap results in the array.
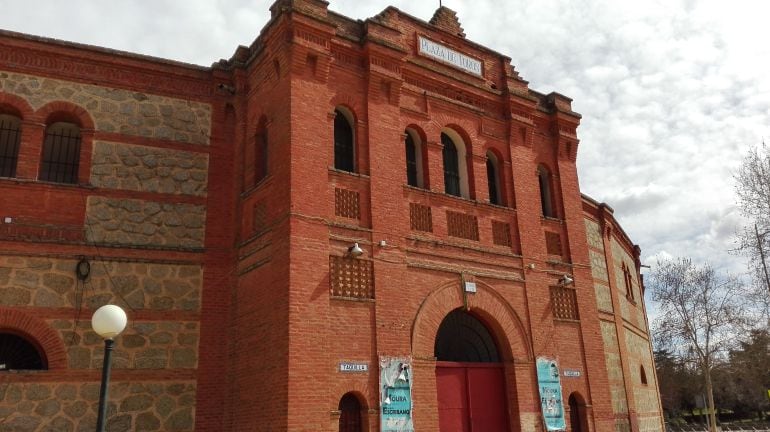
[
  {"xmin": 409, "ymin": 203, "xmax": 433, "ymax": 232},
  {"xmin": 551, "ymin": 286, "xmax": 579, "ymax": 320},
  {"xmin": 545, "ymin": 231, "xmax": 562, "ymax": 255},
  {"xmin": 253, "ymin": 202, "xmax": 267, "ymax": 234},
  {"xmin": 329, "ymin": 256, "xmax": 374, "ymax": 299},
  {"xmin": 491, "ymin": 221, "xmax": 511, "ymax": 246},
  {"xmin": 446, "ymin": 211, "xmax": 479, "ymax": 241},
  {"xmin": 335, "ymin": 188, "xmax": 360, "ymax": 219}
]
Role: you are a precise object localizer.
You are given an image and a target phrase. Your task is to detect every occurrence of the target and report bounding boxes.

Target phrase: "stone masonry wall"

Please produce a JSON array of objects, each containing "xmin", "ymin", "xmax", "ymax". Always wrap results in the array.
[
  {"xmin": 0, "ymin": 381, "xmax": 195, "ymax": 432},
  {"xmin": 0, "ymin": 256, "xmax": 201, "ymax": 311},
  {"xmin": 51, "ymin": 319, "xmax": 199, "ymax": 370},
  {"xmin": 90, "ymin": 141, "xmax": 208, "ymax": 196},
  {"xmin": 86, "ymin": 197, "xmax": 205, "ymax": 248},
  {"xmin": 601, "ymin": 320, "xmax": 628, "ymax": 415},
  {"xmin": 611, "ymin": 238, "xmax": 647, "ymax": 330},
  {"xmin": 0, "ymin": 71, "xmax": 211, "ymax": 145}
]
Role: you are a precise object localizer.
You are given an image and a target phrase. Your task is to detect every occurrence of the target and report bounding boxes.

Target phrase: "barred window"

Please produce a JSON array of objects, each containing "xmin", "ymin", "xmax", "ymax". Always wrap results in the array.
[
  {"xmin": 538, "ymin": 164, "xmax": 554, "ymax": 217},
  {"xmin": 0, "ymin": 332, "xmax": 46, "ymax": 370},
  {"xmin": 334, "ymin": 108, "xmax": 354, "ymax": 172},
  {"xmin": 405, "ymin": 133, "xmax": 418, "ymax": 187},
  {"xmin": 486, "ymin": 151, "xmax": 501, "ymax": 205},
  {"xmin": 0, "ymin": 114, "xmax": 21, "ymax": 178},
  {"xmin": 442, "ymin": 133, "xmax": 460, "ymax": 197},
  {"xmin": 40, "ymin": 122, "xmax": 81, "ymax": 184}
]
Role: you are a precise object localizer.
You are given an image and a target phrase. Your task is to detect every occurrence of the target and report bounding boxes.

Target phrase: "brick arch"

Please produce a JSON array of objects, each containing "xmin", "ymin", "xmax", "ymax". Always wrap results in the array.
[
  {"xmin": 329, "ymin": 94, "xmax": 363, "ymax": 124},
  {"xmin": 0, "ymin": 308, "xmax": 67, "ymax": 370},
  {"xmin": 0, "ymin": 92, "xmax": 34, "ymax": 119},
  {"xmin": 426, "ymin": 113, "xmax": 478, "ymax": 142},
  {"xmin": 332, "ymin": 384, "xmax": 372, "ymax": 411},
  {"xmin": 33, "ymin": 100, "xmax": 95, "ymax": 130},
  {"xmin": 411, "ymin": 279, "xmax": 532, "ymax": 362}
]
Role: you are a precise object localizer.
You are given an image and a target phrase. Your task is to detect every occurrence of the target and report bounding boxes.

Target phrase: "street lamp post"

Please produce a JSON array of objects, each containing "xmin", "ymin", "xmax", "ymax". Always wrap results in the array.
[{"xmin": 91, "ymin": 305, "xmax": 127, "ymax": 432}]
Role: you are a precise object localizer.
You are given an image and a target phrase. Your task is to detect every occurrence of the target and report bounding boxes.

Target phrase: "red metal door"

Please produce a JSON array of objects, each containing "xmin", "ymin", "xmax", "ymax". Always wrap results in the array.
[
  {"xmin": 437, "ymin": 365, "xmax": 470, "ymax": 432},
  {"xmin": 436, "ymin": 362, "xmax": 509, "ymax": 432}
]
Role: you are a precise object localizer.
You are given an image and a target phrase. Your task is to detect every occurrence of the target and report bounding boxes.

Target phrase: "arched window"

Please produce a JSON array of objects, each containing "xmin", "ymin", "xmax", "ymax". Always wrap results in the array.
[
  {"xmin": 622, "ymin": 263, "xmax": 635, "ymax": 301},
  {"xmin": 40, "ymin": 121, "xmax": 81, "ymax": 184},
  {"xmin": 334, "ymin": 108, "xmax": 354, "ymax": 172},
  {"xmin": 640, "ymin": 365, "xmax": 648, "ymax": 385},
  {"xmin": 537, "ymin": 165, "xmax": 554, "ymax": 217},
  {"xmin": 254, "ymin": 117, "xmax": 268, "ymax": 185},
  {"xmin": 0, "ymin": 332, "xmax": 47, "ymax": 371},
  {"xmin": 404, "ymin": 129, "xmax": 425, "ymax": 188},
  {"xmin": 442, "ymin": 133, "xmax": 461, "ymax": 197},
  {"xmin": 338, "ymin": 392, "xmax": 362, "ymax": 432},
  {"xmin": 486, "ymin": 151, "xmax": 502, "ymax": 205},
  {"xmin": 405, "ymin": 132, "xmax": 418, "ymax": 187},
  {"xmin": 0, "ymin": 114, "xmax": 21, "ymax": 178}
]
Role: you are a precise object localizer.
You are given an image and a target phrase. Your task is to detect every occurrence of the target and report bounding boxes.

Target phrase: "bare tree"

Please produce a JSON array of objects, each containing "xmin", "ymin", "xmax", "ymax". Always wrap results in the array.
[
  {"xmin": 650, "ymin": 258, "xmax": 747, "ymax": 432},
  {"xmin": 734, "ymin": 143, "xmax": 770, "ymax": 297}
]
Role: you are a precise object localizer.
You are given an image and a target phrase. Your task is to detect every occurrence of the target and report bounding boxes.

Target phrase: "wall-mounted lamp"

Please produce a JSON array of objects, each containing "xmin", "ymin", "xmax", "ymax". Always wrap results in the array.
[
  {"xmin": 346, "ymin": 243, "xmax": 364, "ymax": 258},
  {"xmin": 558, "ymin": 274, "xmax": 574, "ymax": 286},
  {"xmin": 75, "ymin": 256, "xmax": 91, "ymax": 281}
]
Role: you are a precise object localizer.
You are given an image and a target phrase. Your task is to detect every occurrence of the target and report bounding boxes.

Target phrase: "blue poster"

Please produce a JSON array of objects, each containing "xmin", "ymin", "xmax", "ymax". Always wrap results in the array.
[
  {"xmin": 536, "ymin": 357, "xmax": 566, "ymax": 431},
  {"xmin": 380, "ymin": 357, "xmax": 414, "ymax": 432}
]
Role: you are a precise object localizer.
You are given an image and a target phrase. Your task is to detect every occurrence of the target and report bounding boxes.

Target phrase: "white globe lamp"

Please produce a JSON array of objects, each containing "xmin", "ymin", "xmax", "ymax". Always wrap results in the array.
[{"xmin": 91, "ymin": 304, "xmax": 127, "ymax": 432}]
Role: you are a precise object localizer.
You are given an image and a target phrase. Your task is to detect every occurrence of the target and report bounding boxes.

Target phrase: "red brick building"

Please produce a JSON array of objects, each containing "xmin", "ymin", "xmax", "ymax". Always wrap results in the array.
[{"xmin": 0, "ymin": 1, "xmax": 664, "ymax": 431}]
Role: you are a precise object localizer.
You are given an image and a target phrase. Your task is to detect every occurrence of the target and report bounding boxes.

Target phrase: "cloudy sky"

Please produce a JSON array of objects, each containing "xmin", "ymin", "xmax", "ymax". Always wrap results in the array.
[{"xmin": 2, "ymin": 0, "xmax": 769, "ymax": 279}]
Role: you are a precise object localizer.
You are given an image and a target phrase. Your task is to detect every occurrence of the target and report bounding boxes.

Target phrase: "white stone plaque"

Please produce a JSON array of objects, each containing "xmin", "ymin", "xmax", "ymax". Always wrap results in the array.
[{"xmin": 418, "ymin": 36, "xmax": 482, "ymax": 76}]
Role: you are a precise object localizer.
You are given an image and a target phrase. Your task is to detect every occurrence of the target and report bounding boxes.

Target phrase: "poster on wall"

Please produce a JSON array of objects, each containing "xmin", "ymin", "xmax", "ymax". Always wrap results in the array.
[
  {"xmin": 536, "ymin": 357, "xmax": 566, "ymax": 431},
  {"xmin": 379, "ymin": 356, "xmax": 414, "ymax": 432}
]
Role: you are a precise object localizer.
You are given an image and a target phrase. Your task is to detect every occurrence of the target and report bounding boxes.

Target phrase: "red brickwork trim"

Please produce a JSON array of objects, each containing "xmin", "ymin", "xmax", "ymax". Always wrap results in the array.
[
  {"xmin": 32, "ymin": 100, "xmax": 95, "ymax": 129},
  {"xmin": 0, "ymin": 307, "xmax": 67, "ymax": 370},
  {"xmin": 0, "ymin": 92, "xmax": 34, "ymax": 118},
  {"xmin": 411, "ymin": 279, "xmax": 531, "ymax": 362}
]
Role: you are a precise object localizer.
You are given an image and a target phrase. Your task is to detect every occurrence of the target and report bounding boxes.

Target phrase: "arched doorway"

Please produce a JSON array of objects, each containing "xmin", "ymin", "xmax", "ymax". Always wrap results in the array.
[
  {"xmin": 568, "ymin": 392, "xmax": 588, "ymax": 432},
  {"xmin": 338, "ymin": 392, "xmax": 362, "ymax": 432},
  {"xmin": 435, "ymin": 309, "xmax": 509, "ymax": 431}
]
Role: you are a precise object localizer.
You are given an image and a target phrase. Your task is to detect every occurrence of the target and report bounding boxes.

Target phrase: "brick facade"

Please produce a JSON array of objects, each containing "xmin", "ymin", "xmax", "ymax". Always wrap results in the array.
[{"xmin": 0, "ymin": 1, "xmax": 664, "ymax": 431}]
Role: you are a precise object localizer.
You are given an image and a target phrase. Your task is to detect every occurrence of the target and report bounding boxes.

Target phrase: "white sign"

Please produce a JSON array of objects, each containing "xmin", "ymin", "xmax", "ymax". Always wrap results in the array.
[
  {"xmin": 418, "ymin": 36, "xmax": 482, "ymax": 76},
  {"xmin": 464, "ymin": 281, "xmax": 477, "ymax": 293},
  {"xmin": 339, "ymin": 362, "xmax": 368, "ymax": 373},
  {"xmin": 563, "ymin": 369, "xmax": 581, "ymax": 377}
]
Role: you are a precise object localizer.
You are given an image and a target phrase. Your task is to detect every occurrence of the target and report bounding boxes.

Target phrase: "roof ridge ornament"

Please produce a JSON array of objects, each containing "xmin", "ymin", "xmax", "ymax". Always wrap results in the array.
[{"xmin": 429, "ymin": 5, "xmax": 466, "ymax": 38}]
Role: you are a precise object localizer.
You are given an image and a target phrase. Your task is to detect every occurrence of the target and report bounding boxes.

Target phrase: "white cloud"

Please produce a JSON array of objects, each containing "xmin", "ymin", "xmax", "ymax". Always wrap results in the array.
[{"xmin": 1, "ymin": 0, "xmax": 768, "ymax": 288}]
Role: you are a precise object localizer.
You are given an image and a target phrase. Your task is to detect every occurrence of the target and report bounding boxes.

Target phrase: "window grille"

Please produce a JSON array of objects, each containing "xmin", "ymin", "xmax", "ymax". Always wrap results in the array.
[
  {"xmin": 0, "ymin": 114, "xmax": 21, "ymax": 178},
  {"xmin": 0, "ymin": 333, "xmax": 46, "ymax": 370},
  {"xmin": 442, "ymin": 133, "xmax": 460, "ymax": 197},
  {"xmin": 545, "ymin": 231, "xmax": 562, "ymax": 255},
  {"xmin": 447, "ymin": 210, "xmax": 479, "ymax": 241},
  {"xmin": 335, "ymin": 188, "xmax": 360, "ymax": 219},
  {"xmin": 40, "ymin": 122, "xmax": 81, "ymax": 184},
  {"xmin": 492, "ymin": 221, "xmax": 511, "ymax": 246},
  {"xmin": 550, "ymin": 286, "xmax": 579, "ymax": 320},
  {"xmin": 329, "ymin": 255, "xmax": 374, "ymax": 299},
  {"xmin": 410, "ymin": 203, "xmax": 433, "ymax": 232}
]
